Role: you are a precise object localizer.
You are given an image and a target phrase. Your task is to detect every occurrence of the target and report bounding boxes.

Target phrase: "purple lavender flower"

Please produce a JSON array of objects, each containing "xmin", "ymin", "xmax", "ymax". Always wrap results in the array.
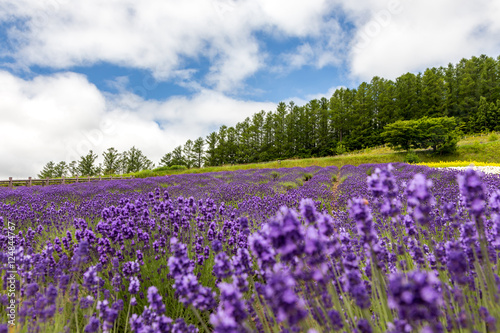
[
  {"xmin": 266, "ymin": 207, "xmax": 305, "ymax": 262},
  {"xmin": 84, "ymin": 316, "xmax": 100, "ymax": 333},
  {"xmin": 148, "ymin": 286, "xmax": 166, "ymax": 314},
  {"xmin": 299, "ymin": 198, "xmax": 318, "ymax": 224},
  {"xmin": 248, "ymin": 231, "xmax": 276, "ymax": 272},
  {"xmin": 348, "ymin": 197, "xmax": 377, "ymax": 246},
  {"xmin": 259, "ymin": 265, "xmax": 308, "ymax": 326},
  {"xmin": 327, "ymin": 309, "xmax": 343, "ymax": 330},
  {"xmin": 26, "ymin": 283, "xmax": 39, "ymax": 297},
  {"xmin": 210, "ymin": 281, "xmax": 248, "ymax": 332},
  {"xmin": 388, "ymin": 270, "xmax": 442, "ymax": 327},
  {"xmin": 367, "ymin": 164, "xmax": 398, "ymax": 198},
  {"xmin": 213, "ymin": 252, "xmax": 233, "ymax": 280},
  {"xmin": 458, "ymin": 168, "xmax": 486, "ymax": 218},
  {"xmin": 129, "ymin": 276, "xmax": 140, "ymax": 294},
  {"xmin": 356, "ymin": 319, "xmax": 372, "ymax": 333},
  {"xmin": 406, "ymin": 174, "xmax": 435, "ymax": 225}
]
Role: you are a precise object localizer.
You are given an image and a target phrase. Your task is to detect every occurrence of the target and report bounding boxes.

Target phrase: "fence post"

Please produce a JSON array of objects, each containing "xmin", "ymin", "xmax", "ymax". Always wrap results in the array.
[
  {"xmin": 8, "ymin": 177, "xmax": 12, "ymax": 189},
  {"xmin": 62, "ymin": 176, "xmax": 65, "ymax": 185},
  {"xmin": 76, "ymin": 176, "xmax": 79, "ymax": 183},
  {"xmin": 88, "ymin": 177, "xmax": 90, "ymax": 183},
  {"xmin": 28, "ymin": 177, "xmax": 32, "ymax": 187},
  {"xmin": 46, "ymin": 177, "xmax": 49, "ymax": 186}
]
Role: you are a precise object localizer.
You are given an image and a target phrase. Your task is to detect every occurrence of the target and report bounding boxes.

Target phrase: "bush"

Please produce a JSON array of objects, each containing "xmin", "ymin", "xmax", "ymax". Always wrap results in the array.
[
  {"xmin": 488, "ymin": 133, "xmax": 498, "ymax": 142},
  {"xmin": 134, "ymin": 170, "xmax": 155, "ymax": 178},
  {"xmin": 281, "ymin": 181, "xmax": 298, "ymax": 190},
  {"xmin": 335, "ymin": 142, "xmax": 347, "ymax": 155},
  {"xmin": 169, "ymin": 165, "xmax": 187, "ymax": 170},
  {"xmin": 404, "ymin": 151, "xmax": 420, "ymax": 164},
  {"xmin": 270, "ymin": 171, "xmax": 280, "ymax": 180},
  {"xmin": 302, "ymin": 173, "xmax": 313, "ymax": 181},
  {"xmin": 153, "ymin": 165, "xmax": 171, "ymax": 172}
]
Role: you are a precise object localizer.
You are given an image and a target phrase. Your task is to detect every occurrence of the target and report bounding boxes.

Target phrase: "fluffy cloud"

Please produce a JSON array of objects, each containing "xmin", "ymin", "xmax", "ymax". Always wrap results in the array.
[
  {"xmin": 343, "ymin": 0, "xmax": 500, "ymax": 80},
  {"xmin": 1, "ymin": 0, "xmax": 338, "ymax": 92},
  {"xmin": 0, "ymin": 71, "xmax": 276, "ymax": 178}
]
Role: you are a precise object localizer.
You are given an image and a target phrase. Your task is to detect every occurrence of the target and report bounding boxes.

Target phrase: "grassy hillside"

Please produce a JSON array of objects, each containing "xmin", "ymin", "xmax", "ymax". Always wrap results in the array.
[{"xmin": 130, "ymin": 132, "xmax": 500, "ymax": 178}]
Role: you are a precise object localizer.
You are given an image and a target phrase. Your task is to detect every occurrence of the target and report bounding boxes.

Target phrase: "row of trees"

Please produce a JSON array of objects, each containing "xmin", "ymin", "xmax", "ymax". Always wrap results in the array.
[
  {"xmin": 38, "ymin": 147, "xmax": 154, "ymax": 178},
  {"xmin": 159, "ymin": 54, "xmax": 499, "ymax": 167},
  {"xmin": 39, "ymin": 54, "xmax": 500, "ymax": 174}
]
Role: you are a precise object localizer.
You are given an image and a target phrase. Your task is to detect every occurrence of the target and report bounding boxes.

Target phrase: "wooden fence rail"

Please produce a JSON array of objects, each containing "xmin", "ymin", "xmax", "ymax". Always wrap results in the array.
[{"xmin": 0, "ymin": 175, "xmax": 135, "ymax": 189}]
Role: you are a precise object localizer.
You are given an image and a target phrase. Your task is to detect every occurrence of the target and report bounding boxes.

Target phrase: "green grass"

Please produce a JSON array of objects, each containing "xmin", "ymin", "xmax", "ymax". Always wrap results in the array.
[{"xmin": 123, "ymin": 133, "xmax": 500, "ymax": 178}]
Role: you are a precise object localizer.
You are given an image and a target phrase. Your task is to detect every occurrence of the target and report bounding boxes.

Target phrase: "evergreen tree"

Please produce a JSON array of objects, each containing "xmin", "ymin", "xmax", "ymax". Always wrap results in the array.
[
  {"xmin": 122, "ymin": 147, "xmax": 153, "ymax": 173},
  {"xmin": 170, "ymin": 146, "xmax": 185, "ymax": 166},
  {"xmin": 204, "ymin": 132, "xmax": 218, "ymax": 166},
  {"xmin": 421, "ymin": 67, "xmax": 446, "ymax": 118},
  {"xmin": 159, "ymin": 153, "xmax": 172, "ymax": 167},
  {"xmin": 53, "ymin": 161, "xmax": 68, "ymax": 177},
  {"xmin": 192, "ymin": 137, "xmax": 205, "ymax": 168},
  {"xmin": 68, "ymin": 161, "xmax": 78, "ymax": 177},
  {"xmin": 102, "ymin": 147, "xmax": 121, "ymax": 175},
  {"xmin": 78, "ymin": 151, "xmax": 98, "ymax": 176},
  {"xmin": 183, "ymin": 140, "xmax": 194, "ymax": 168},
  {"xmin": 38, "ymin": 161, "xmax": 55, "ymax": 179},
  {"xmin": 395, "ymin": 73, "xmax": 420, "ymax": 120}
]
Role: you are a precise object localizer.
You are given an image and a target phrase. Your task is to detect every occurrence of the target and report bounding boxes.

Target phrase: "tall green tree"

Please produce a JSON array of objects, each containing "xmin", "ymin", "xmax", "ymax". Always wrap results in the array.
[
  {"xmin": 121, "ymin": 147, "xmax": 153, "ymax": 173},
  {"xmin": 102, "ymin": 147, "xmax": 121, "ymax": 175},
  {"xmin": 204, "ymin": 132, "xmax": 219, "ymax": 166},
  {"xmin": 395, "ymin": 72, "xmax": 420, "ymax": 120},
  {"xmin": 53, "ymin": 161, "xmax": 68, "ymax": 177},
  {"xmin": 421, "ymin": 67, "xmax": 446, "ymax": 118},
  {"xmin": 159, "ymin": 153, "xmax": 172, "ymax": 167},
  {"xmin": 183, "ymin": 139, "xmax": 194, "ymax": 168},
  {"xmin": 38, "ymin": 161, "xmax": 55, "ymax": 179},
  {"xmin": 78, "ymin": 150, "xmax": 98, "ymax": 176},
  {"xmin": 170, "ymin": 146, "xmax": 185, "ymax": 167},
  {"xmin": 68, "ymin": 161, "xmax": 78, "ymax": 177},
  {"xmin": 192, "ymin": 137, "xmax": 205, "ymax": 168}
]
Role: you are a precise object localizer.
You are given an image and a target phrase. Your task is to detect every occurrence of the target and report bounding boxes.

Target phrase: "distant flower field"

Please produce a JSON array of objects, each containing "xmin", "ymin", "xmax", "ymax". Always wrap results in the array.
[{"xmin": 1, "ymin": 163, "xmax": 500, "ymax": 332}]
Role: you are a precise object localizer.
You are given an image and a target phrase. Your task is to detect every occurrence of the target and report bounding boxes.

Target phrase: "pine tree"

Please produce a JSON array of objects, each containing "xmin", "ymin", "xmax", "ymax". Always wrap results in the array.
[
  {"xmin": 38, "ymin": 161, "xmax": 55, "ymax": 179},
  {"xmin": 78, "ymin": 151, "xmax": 98, "ymax": 176},
  {"xmin": 192, "ymin": 137, "xmax": 205, "ymax": 168},
  {"xmin": 170, "ymin": 146, "xmax": 185, "ymax": 167},
  {"xmin": 102, "ymin": 147, "xmax": 121, "ymax": 175},
  {"xmin": 159, "ymin": 153, "xmax": 172, "ymax": 167},
  {"xmin": 53, "ymin": 161, "xmax": 68, "ymax": 177},
  {"xmin": 183, "ymin": 140, "xmax": 194, "ymax": 168}
]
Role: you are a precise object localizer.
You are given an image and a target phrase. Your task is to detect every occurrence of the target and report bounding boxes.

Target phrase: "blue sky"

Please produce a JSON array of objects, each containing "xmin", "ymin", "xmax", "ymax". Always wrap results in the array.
[{"xmin": 1, "ymin": 0, "xmax": 499, "ymax": 178}]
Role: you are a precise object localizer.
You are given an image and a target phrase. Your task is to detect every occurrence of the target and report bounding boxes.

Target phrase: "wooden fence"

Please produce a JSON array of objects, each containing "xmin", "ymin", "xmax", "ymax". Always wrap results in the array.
[{"xmin": 0, "ymin": 175, "xmax": 134, "ymax": 189}]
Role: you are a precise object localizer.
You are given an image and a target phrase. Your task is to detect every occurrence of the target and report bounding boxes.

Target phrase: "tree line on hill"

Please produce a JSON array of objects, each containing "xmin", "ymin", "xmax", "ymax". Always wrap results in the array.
[
  {"xmin": 38, "ymin": 147, "xmax": 154, "ymax": 178},
  {"xmin": 38, "ymin": 54, "xmax": 500, "ymax": 177}
]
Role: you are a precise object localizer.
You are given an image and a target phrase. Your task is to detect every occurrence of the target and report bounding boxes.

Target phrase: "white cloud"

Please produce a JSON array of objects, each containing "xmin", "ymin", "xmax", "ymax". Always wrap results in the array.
[
  {"xmin": 0, "ymin": 71, "xmax": 276, "ymax": 178},
  {"xmin": 1, "ymin": 0, "xmax": 341, "ymax": 92},
  {"xmin": 343, "ymin": 0, "xmax": 500, "ymax": 80}
]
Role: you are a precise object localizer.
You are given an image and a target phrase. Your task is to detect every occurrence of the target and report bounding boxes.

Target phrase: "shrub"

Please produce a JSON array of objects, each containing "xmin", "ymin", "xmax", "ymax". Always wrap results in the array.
[
  {"xmin": 270, "ymin": 171, "xmax": 280, "ymax": 180},
  {"xmin": 404, "ymin": 150, "xmax": 420, "ymax": 164},
  {"xmin": 335, "ymin": 142, "xmax": 347, "ymax": 155},
  {"xmin": 302, "ymin": 173, "xmax": 313, "ymax": 181},
  {"xmin": 169, "ymin": 165, "xmax": 187, "ymax": 170},
  {"xmin": 488, "ymin": 133, "xmax": 498, "ymax": 142},
  {"xmin": 153, "ymin": 165, "xmax": 171, "ymax": 172},
  {"xmin": 281, "ymin": 181, "xmax": 298, "ymax": 190}
]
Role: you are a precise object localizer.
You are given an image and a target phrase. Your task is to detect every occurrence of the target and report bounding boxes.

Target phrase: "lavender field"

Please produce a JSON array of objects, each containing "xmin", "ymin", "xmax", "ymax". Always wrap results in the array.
[{"xmin": 1, "ymin": 163, "xmax": 500, "ymax": 333}]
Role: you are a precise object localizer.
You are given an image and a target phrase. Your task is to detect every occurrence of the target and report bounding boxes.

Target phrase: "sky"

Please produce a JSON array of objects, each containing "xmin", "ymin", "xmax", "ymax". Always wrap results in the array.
[{"xmin": 1, "ymin": 0, "xmax": 500, "ymax": 178}]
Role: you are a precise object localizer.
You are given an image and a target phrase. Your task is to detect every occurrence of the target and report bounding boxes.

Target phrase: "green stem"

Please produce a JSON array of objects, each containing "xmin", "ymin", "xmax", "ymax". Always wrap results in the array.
[
  {"xmin": 191, "ymin": 307, "xmax": 210, "ymax": 333},
  {"xmin": 124, "ymin": 298, "xmax": 133, "ymax": 333}
]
